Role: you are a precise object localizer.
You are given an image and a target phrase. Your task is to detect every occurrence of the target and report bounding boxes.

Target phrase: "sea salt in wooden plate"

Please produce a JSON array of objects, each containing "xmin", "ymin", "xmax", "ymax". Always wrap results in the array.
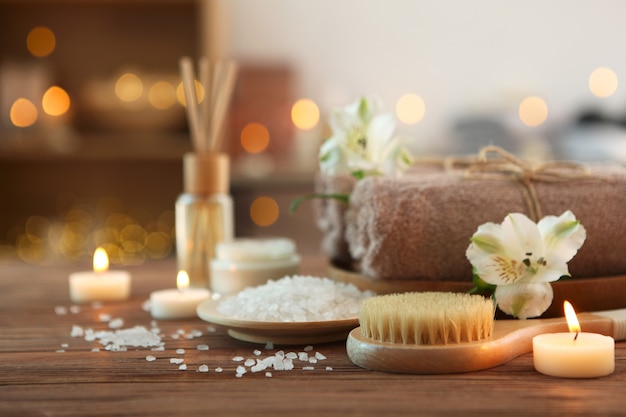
[{"xmin": 196, "ymin": 299, "xmax": 359, "ymax": 345}]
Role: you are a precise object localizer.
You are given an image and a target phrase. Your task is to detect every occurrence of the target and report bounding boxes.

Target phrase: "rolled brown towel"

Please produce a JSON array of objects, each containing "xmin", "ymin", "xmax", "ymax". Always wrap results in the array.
[
  {"xmin": 313, "ymin": 173, "xmax": 356, "ymax": 264},
  {"xmin": 345, "ymin": 164, "xmax": 626, "ymax": 281}
]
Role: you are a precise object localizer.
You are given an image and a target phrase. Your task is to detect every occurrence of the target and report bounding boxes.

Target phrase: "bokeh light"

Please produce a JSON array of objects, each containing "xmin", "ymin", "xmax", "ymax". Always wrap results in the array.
[
  {"xmin": 395, "ymin": 94, "xmax": 426, "ymax": 124},
  {"xmin": 240, "ymin": 122, "xmax": 270, "ymax": 154},
  {"xmin": 10, "ymin": 98, "xmax": 38, "ymax": 127},
  {"xmin": 42, "ymin": 86, "xmax": 71, "ymax": 116},
  {"xmin": 589, "ymin": 67, "xmax": 618, "ymax": 98},
  {"xmin": 250, "ymin": 196, "xmax": 279, "ymax": 227},
  {"xmin": 6, "ymin": 194, "xmax": 176, "ymax": 266},
  {"xmin": 148, "ymin": 81, "xmax": 177, "ymax": 110},
  {"xmin": 176, "ymin": 80, "xmax": 205, "ymax": 106},
  {"xmin": 518, "ymin": 96, "xmax": 548, "ymax": 127},
  {"xmin": 27, "ymin": 26, "xmax": 56, "ymax": 58},
  {"xmin": 115, "ymin": 73, "xmax": 144, "ymax": 103},
  {"xmin": 291, "ymin": 98, "xmax": 320, "ymax": 130}
]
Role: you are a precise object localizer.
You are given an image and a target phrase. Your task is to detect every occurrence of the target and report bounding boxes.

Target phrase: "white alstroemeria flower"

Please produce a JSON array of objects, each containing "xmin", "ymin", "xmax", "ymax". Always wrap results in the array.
[
  {"xmin": 466, "ymin": 210, "xmax": 586, "ymax": 319},
  {"xmin": 319, "ymin": 97, "xmax": 413, "ymax": 178}
]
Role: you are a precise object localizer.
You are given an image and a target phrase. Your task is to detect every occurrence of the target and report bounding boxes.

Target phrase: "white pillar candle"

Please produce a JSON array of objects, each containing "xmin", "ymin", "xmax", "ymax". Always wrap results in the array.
[
  {"xmin": 69, "ymin": 247, "xmax": 131, "ymax": 304},
  {"xmin": 533, "ymin": 301, "xmax": 615, "ymax": 378},
  {"xmin": 150, "ymin": 270, "xmax": 210, "ymax": 320}
]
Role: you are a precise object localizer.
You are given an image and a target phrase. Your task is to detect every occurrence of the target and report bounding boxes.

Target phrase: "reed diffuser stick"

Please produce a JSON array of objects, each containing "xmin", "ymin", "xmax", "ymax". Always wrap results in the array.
[
  {"xmin": 199, "ymin": 56, "xmax": 212, "ymax": 147},
  {"xmin": 210, "ymin": 60, "xmax": 238, "ymax": 152},
  {"xmin": 179, "ymin": 56, "xmax": 204, "ymax": 153}
]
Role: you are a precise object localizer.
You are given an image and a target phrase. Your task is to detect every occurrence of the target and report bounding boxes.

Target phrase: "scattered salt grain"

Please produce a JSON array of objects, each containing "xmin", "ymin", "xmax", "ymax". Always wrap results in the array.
[
  {"xmin": 253, "ymin": 349, "xmax": 262, "ymax": 356},
  {"xmin": 304, "ymin": 345, "xmax": 314, "ymax": 352},
  {"xmin": 61, "ymin": 343, "xmax": 69, "ymax": 348},
  {"xmin": 206, "ymin": 325, "xmax": 217, "ymax": 333},
  {"xmin": 303, "ymin": 366, "xmax": 314, "ymax": 371},
  {"xmin": 197, "ymin": 344, "xmax": 209, "ymax": 351},
  {"xmin": 179, "ymin": 364, "xmax": 187, "ymax": 370},
  {"xmin": 86, "ymin": 326, "xmax": 163, "ymax": 351},
  {"xmin": 285, "ymin": 352, "xmax": 298, "ymax": 360},
  {"xmin": 54, "ymin": 306, "xmax": 68, "ymax": 315},
  {"xmin": 215, "ymin": 367, "xmax": 223, "ymax": 373},
  {"xmin": 198, "ymin": 365, "xmax": 209, "ymax": 373},
  {"xmin": 190, "ymin": 329, "xmax": 203, "ymax": 338},
  {"xmin": 326, "ymin": 366, "xmax": 333, "ymax": 371},
  {"xmin": 146, "ymin": 355, "xmax": 157, "ymax": 362},
  {"xmin": 91, "ymin": 347, "xmax": 100, "ymax": 352},
  {"xmin": 98, "ymin": 313, "xmax": 111, "ymax": 322},
  {"xmin": 265, "ymin": 372, "xmax": 272, "ymax": 378},
  {"xmin": 176, "ymin": 348, "xmax": 185, "ymax": 355},
  {"xmin": 236, "ymin": 365, "xmax": 246, "ymax": 376},
  {"xmin": 170, "ymin": 358, "xmax": 184, "ymax": 365},
  {"xmin": 55, "ymin": 349, "xmax": 65, "ymax": 353},
  {"xmin": 264, "ymin": 342, "xmax": 274, "ymax": 350},
  {"xmin": 298, "ymin": 352, "xmax": 308, "ymax": 362},
  {"xmin": 217, "ymin": 275, "xmax": 374, "ymax": 322},
  {"xmin": 108, "ymin": 318, "xmax": 124, "ymax": 329},
  {"xmin": 70, "ymin": 325, "xmax": 84, "ymax": 338},
  {"xmin": 244, "ymin": 358, "xmax": 256, "ymax": 367},
  {"xmin": 69, "ymin": 305, "xmax": 81, "ymax": 314},
  {"xmin": 315, "ymin": 352, "xmax": 327, "ymax": 360},
  {"xmin": 283, "ymin": 358, "xmax": 294, "ymax": 371},
  {"xmin": 251, "ymin": 361, "xmax": 267, "ymax": 373},
  {"xmin": 232, "ymin": 356, "xmax": 244, "ymax": 362},
  {"xmin": 309, "ymin": 358, "xmax": 318, "ymax": 364}
]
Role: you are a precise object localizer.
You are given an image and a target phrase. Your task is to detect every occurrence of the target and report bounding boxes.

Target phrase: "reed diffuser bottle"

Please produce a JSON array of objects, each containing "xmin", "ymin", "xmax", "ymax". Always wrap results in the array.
[
  {"xmin": 176, "ymin": 152, "xmax": 234, "ymax": 288},
  {"xmin": 177, "ymin": 55, "xmax": 238, "ymax": 288}
]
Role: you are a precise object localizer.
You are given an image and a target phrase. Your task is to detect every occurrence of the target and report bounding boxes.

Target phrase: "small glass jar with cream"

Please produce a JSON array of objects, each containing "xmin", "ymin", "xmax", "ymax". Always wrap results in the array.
[{"xmin": 210, "ymin": 237, "xmax": 300, "ymax": 295}]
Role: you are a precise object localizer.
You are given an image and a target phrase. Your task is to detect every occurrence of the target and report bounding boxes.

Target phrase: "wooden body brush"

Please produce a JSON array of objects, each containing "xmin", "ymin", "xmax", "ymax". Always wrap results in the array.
[{"xmin": 347, "ymin": 292, "xmax": 626, "ymax": 374}]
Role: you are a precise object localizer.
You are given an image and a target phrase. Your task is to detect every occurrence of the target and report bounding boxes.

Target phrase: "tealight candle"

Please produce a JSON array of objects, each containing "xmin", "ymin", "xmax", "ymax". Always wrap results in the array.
[
  {"xmin": 69, "ymin": 247, "xmax": 131, "ymax": 304},
  {"xmin": 150, "ymin": 270, "xmax": 210, "ymax": 320},
  {"xmin": 533, "ymin": 301, "xmax": 615, "ymax": 378}
]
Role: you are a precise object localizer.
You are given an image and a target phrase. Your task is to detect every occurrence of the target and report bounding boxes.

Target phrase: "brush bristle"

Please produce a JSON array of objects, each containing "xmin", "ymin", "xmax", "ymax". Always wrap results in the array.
[{"xmin": 359, "ymin": 292, "xmax": 495, "ymax": 345}]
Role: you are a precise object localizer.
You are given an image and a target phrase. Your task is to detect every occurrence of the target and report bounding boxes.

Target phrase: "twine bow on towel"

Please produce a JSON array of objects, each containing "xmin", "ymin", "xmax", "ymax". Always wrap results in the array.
[{"xmin": 463, "ymin": 145, "xmax": 590, "ymax": 221}]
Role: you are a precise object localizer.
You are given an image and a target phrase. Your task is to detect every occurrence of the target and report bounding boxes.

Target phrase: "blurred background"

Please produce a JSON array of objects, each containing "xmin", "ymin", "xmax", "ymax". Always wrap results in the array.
[{"xmin": 1, "ymin": 0, "xmax": 625, "ymax": 265}]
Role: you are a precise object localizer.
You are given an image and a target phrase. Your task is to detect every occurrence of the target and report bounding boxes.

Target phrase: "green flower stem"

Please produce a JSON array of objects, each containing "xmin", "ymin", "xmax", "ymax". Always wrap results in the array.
[{"xmin": 289, "ymin": 193, "xmax": 350, "ymax": 214}]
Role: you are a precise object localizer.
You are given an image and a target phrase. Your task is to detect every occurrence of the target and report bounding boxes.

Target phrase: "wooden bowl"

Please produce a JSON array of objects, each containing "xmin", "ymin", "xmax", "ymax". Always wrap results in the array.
[{"xmin": 327, "ymin": 261, "xmax": 626, "ymax": 319}]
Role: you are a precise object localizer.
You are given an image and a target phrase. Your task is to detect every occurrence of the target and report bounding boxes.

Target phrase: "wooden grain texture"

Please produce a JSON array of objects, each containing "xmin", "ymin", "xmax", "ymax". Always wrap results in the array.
[{"xmin": 1, "ymin": 257, "xmax": 626, "ymax": 417}]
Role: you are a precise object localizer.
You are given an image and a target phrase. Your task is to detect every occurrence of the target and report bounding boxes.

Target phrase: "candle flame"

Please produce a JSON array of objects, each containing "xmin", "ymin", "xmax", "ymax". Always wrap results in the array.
[
  {"xmin": 93, "ymin": 247, "xmax": 109, "ymax": 273},
  {"xmin": 564, "ymin": 301, "xmax": 581, "ymax": 333},
  {"xmin": 177, "ymin": 270, "xmax": 190, "ymax": 291}
]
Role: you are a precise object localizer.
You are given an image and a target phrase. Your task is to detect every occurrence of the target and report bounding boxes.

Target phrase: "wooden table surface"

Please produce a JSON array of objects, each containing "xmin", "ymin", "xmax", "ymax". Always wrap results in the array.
[{"xmin": 1, "ymin": 257, "xmax": 625, "ymax": 417}]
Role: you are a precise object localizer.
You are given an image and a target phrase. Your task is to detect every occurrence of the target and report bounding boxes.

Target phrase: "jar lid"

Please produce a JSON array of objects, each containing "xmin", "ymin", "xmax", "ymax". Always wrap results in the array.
[{"xmin": 216, "ymin": 237, "xmax": 297, "ymax": 262}]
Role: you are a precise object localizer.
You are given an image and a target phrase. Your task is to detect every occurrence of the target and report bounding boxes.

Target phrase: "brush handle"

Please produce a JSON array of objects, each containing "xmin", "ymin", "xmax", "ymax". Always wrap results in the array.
[
  {"xmin": 347, "ymin": 308, "xmax": 626, "ymax": 374},
  {"xmin": 593, "ymin": 309, "xmax": 626, "ymax": 340}
]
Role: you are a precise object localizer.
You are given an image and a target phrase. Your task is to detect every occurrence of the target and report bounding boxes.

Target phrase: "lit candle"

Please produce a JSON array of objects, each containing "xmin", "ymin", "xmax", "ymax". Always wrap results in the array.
[
  {"xmin": 150, "ymin": 270, "xmax": 210, "ymax": 320},
  {"xmin": 69, "ymin": 247, "xmax": 131, "ymax": 304},
  {"xmin": 533, "ymin": 301, "xmax": 615, "ymax": 378}
]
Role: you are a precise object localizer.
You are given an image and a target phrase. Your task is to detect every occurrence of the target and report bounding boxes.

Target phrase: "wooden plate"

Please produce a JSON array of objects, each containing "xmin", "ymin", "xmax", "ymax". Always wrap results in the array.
[
  {"xmin": 196, "ymin": 298, "xmax": 359, "ymax": 345},
  {"xmin": 327, "ymin": 261, "xmax": 626, "ymax": 318}
]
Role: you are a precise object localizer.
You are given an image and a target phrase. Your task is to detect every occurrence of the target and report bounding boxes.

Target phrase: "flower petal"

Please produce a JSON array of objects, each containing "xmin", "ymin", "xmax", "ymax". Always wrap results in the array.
[
  {"xmin": 538, "ymin": 210, "xmax": 587, "ymax": 263},
  {"xmin": 475, "ymin": 253, "xmax": 525, "ymax": 285},
  {"xmin": 495, "ymin": 282, "xmax": 554, "ymax": 319},
  {"xmin": 500, "ymin": 213, "xmax": 543, "ymax": 260}
]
